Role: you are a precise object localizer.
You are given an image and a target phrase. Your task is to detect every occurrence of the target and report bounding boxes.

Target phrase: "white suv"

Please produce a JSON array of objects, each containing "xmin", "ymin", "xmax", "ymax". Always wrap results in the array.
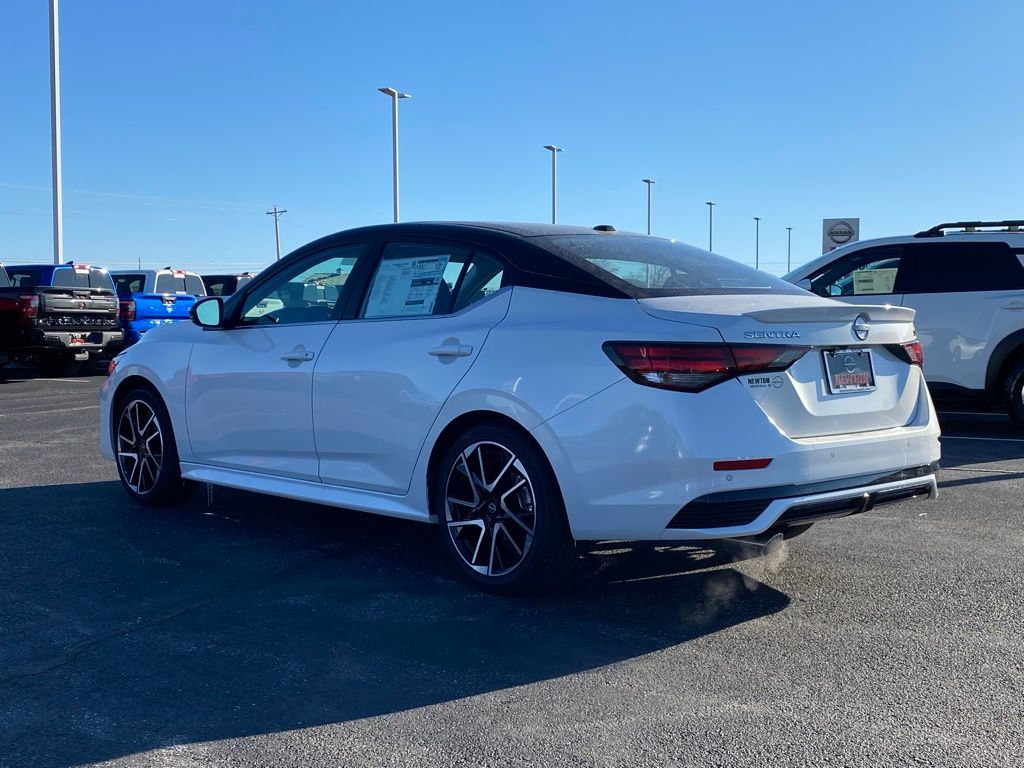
[{"xmin": 786, "ymin": 220, "xmax": 1024, "ymax": 427}]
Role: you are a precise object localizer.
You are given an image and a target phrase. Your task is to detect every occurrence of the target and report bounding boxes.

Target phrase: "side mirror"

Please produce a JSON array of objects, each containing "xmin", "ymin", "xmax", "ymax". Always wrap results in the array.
[{"xmin": 191, "ymin": 296, "xmax": 224, "ymax": 328}]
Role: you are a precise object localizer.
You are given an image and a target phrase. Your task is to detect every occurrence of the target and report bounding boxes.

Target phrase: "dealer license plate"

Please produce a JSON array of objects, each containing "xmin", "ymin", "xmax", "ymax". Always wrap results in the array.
[{"xmin": 823, "ymin": 348, "xmax": 875, "ymax": 394}]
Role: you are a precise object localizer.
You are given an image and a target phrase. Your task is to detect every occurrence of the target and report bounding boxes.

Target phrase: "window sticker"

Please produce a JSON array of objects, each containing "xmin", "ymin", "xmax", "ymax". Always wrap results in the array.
[
  {"xmin": 853, "ymin": 267, "xmax": 898, "ymax": 295},
  {"xmin": 365, "ymin": 255, "xmax": 451, "ymax": 317}
]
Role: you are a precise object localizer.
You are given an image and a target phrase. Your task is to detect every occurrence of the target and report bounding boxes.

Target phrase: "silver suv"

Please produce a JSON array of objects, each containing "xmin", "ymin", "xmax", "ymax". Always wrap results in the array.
[{"xmin": 786, "ymin": 220, "xmax": 1024, "ymax": 427}]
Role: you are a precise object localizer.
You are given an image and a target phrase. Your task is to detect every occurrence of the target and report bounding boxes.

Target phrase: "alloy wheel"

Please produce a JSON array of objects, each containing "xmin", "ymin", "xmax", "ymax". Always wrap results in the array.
[
  {"xmin": 444, "ymin": 440, "xmax": 536, "ymax": 576},
  {"xmin": 117, "ymin": 399, "xmax": 164, "ymax": 494}
]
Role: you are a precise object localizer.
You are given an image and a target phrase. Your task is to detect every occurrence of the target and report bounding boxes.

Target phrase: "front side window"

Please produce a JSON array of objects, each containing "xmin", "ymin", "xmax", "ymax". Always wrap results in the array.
[
  {"xmin": 533, "ymin": 235, "xmax": 804, "ymax": 298},
  {"xmin": 240, "ymin": 243, "xmax": 366, "ymax": 325},
  {"xmin": 806, "ymin": 246, "xmax": 904, "ymax": 297}
]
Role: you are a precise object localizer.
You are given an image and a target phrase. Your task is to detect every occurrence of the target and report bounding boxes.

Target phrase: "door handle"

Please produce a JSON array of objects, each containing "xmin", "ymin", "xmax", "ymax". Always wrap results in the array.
[
  {"xmin": 1003, "ymin": 302, "xmax": 1024, "ymax": 311},
  {"xmin": 428, "ymin": 344, "xmax": 473, "ymax": 358},
  {"xmin": 280, "ymin": 351, "xmax": 315, "ymax": 362}
]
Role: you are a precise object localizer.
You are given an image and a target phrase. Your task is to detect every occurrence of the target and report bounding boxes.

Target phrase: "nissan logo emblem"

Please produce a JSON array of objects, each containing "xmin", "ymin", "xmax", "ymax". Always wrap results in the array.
[
  {"xmin": 853, "ymin": 315, "xmax": 870, "ymax": 341},
  {"xmin": 843, "ymin": 355, "xmax": 857, "ymax": 373},
  {"xmin": 828, "ymin": 221, "xmax": 855, "ymax": 244}
]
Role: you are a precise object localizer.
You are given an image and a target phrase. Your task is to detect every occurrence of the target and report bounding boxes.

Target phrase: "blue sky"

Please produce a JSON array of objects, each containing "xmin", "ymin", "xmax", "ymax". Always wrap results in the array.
[{"xmin": 2, "ymin": 0, "xmax": 1022, "ymax": 275}]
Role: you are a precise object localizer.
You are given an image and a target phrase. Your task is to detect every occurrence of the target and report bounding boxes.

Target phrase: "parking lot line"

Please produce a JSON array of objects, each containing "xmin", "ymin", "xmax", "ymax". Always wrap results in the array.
[{"xmin": 0, "ymin": 404, "xmax": 100, "ymax": 417}]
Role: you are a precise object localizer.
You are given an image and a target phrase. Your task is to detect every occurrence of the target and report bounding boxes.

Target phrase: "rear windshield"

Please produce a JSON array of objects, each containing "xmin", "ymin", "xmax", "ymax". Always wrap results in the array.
[
  {"xmin": 114, "ymin": 273, "xmax": 146, "ymax": 295},
  {"xmin": 533, "ymin": 235, "xmax": 805, "ymax": 298},
  {"xmin": 202, "ymin": 276, "xmax": 234, "ymax": 296},
  {"xmin": 5, "ymin": 266, "xmax": 45, "ymax": 288},
  {"xmin": 155, "ymin": 273, "xmax": 206, "ymax": 296},
  {"xmin": 51, "ymin": 267, "xmax": 115, "ymax": 290}
]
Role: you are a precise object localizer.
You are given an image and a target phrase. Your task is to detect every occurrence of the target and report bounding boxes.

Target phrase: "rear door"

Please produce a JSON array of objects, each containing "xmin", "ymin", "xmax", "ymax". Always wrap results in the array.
[
  {"xmin": 896, "ymin": 241, "xmax": 1024, "ymax": 390},
  {"xmin": 313, "ymin": 240, "xmax": 511, "ymax": 493},
  {"xmin": 186, "ymin": 243, "xmax": 369, "ymax": 481}
]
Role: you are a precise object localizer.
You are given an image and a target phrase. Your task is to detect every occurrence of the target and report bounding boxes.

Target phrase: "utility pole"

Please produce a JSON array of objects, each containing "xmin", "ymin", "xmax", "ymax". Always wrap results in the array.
[
  {"xmin": 754, "ymin": 216, "xmax": 762, "ymax": 269},
  {"xmin": 49, "ymin": 0, "xmax": 64, "ymax": 265},
  {"xmin": 378, "ymin": 87, "xmax": 411, "ymax": 223},
  {"xmin": 642, "ymin": 179, "xmax": 655, "ymax": 235},
  {"xmin": 543, "ymin": 145, "xmax": 562, "ymax": 224},
  {"xmin": 267, "ymin": 205, "xmax": 287, "ymax": 260},
  {"xmin": 786, "ymin": 226, "xmax": 793, "ymax": 272},
  {"xmin": 705, "ymin": 201, "xmax": 715, "ymax": 251}
]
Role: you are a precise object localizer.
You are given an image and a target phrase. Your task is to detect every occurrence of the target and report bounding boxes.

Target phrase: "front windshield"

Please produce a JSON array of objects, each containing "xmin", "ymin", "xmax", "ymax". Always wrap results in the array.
[{"xmin": 533, "ymin": 235, "xmax": 805, "ymax": 298}]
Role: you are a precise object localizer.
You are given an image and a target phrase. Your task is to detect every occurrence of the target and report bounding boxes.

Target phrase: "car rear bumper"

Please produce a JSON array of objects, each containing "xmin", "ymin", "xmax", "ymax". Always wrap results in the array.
[
  {"xmin": 32, "ymin": 329, "xmax": 123, "ymax": 353},
  {"xmin": 662, "ymin": 465, "xmax": 937, "ymax": 540},
  {"xmin": 536, "ymin": 375, "xmax": 942, "ymax": 541}
]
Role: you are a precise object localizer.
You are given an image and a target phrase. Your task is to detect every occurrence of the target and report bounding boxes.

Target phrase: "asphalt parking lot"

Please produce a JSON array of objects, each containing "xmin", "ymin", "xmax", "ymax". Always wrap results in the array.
[{"xmin": 1, "ymin": 365, "xmax": 1022, "ymax": 768}]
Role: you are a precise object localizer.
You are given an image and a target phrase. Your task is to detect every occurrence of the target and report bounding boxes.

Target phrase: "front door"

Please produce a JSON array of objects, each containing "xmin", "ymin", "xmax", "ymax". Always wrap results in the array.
[
  {"xmin": 185, "ymin": 243, "xmax": 368, "ymax": 481},
  {"xmin": 313, "ymin": 240, "xmax": 510, "ymax": 493}
]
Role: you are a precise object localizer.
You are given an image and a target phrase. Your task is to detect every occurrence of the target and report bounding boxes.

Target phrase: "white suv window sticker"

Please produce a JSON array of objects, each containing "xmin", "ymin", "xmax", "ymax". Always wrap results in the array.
[
  {"xmin": 853, "ymin": 267, "xmax": 898, "ymax": 294},
  {"xmin": 364, "ymin": 255, "xmax": 450, "ymax": 318}
]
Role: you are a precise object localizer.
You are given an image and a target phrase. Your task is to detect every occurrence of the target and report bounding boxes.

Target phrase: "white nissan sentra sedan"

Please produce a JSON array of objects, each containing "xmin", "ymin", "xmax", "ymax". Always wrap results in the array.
[{"xmin": 100, "ymin": 222, "xmax": 941, "ymax": 592}]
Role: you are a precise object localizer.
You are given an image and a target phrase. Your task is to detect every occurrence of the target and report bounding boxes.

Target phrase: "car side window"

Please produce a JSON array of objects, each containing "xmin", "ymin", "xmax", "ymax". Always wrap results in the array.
[
  {"xmin": 899, "ymin": 242, "xmax": 1024, "ymax": 293},
  {"xmin": 807, "ymin": 246, "xmax": 903, "ymax": 297},
  {"xmin": 361, "ymin": 242, "xmax": 472, "ymax": 319},
  {"xmin": 240, "ymin": 243, "xmax": 367, "ymax": 325},
  {"xmin": 452, "ymin": 252, "xmax": 506, "ymax": 312}
]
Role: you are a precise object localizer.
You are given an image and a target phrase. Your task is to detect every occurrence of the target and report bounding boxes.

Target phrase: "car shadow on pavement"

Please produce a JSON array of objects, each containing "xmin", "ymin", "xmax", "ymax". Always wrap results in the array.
[{"xmin": 0, "ymin": 481, "xmax": 789, "ymax": 768}]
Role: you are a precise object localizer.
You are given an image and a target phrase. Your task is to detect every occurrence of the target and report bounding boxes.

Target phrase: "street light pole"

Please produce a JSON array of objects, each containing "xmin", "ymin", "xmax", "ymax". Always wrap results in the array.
[
  {"xmin": 543, "ymin": 145, "xmax": 562, "ymax": 224},
  {"xmin": 49, "ymin": 0, "xmax": 64, "ymax": 265},
  {"xmin": 705, "ymin": 201, "xmax": 715, "ymax": 251},
  {"xmin": 378, "ymin": 87, "xmax": 411, "ymax": 223},
  {"xmin": 786, "ymin": 226, "xmax": 793, "ymax": 272},
  {"xmin": 754, "ymin": 217, "xmax": 762, "ymax": 269},
  {"xmin": 642, "ymin": 179, "xmax": 655, "ymax": 235},
  {"xmin": 266, "ymin": 205, "xmax": 287, "ymax": 260}
]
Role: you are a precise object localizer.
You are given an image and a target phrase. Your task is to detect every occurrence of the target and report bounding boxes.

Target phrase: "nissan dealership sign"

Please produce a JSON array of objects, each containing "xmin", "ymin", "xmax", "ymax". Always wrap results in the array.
[{"xmin": 822, "ymin": 218, "xmax": 860, "ymax": 254}]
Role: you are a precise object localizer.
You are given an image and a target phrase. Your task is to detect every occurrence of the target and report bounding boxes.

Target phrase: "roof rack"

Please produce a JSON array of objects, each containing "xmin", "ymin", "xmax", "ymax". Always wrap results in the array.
[{"xmin": 914, "ymin": 220, "xmax": 1024, "ymax": 238}]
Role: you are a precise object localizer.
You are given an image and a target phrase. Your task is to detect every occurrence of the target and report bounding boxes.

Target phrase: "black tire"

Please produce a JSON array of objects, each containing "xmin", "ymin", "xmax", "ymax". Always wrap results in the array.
[
  {"xmin": 113, "ymin": 387, "xmax": 196, "ymax": 507},
  {"xmin": 1004, "ymin": 359, "xmax": 1024, "ymax": 430},
  {"xmin": 38, "ymin": 352, "xmax": 83, "ymax": 377},
  {"xmin": 433, "ymin": 423, "xmax": 576, "ymax": 594}
]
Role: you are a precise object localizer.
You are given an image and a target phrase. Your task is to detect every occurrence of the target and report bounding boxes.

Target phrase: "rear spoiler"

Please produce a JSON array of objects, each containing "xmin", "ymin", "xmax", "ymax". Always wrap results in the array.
[{"xmin": 744, "ymin": 304, "xmax": 915, "ymax": 324}]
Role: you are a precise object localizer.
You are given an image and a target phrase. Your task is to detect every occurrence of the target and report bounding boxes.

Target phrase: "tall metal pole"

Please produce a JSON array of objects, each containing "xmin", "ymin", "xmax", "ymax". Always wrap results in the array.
[
  {"xmin": 705, "ymin": 201, "xmax": 715, "ymax": 251},
  {"xmin": 49, "ymin": 0, "xmax": 64, "ymax": 265},
  {"xmin": 543, "ymin": 145, "xmax": 562, "ymax": 224},
  {"xmin": 786, "ymin": 226, "xmax": 793, "ymax": 272},
  {"xmin": 378, "ymin": 87, "xmax": 411, "ymax": 223},
  {"xmin": 642, "ymin": 179, "xmax": 655, "ymax": 235},
  {"xmin": 266, "ymin": 205, "xmax": 287, "ymax": 260},
  {"xmin": 754, "ymin": 216, "xmax": 762, "ymax": 269}
]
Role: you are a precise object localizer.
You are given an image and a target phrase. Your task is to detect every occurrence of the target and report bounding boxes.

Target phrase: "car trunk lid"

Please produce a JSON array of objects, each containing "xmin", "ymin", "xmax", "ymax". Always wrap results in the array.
[{"xmin": 639, "ymin": 294, "xmax": 923, "ymax": 438}]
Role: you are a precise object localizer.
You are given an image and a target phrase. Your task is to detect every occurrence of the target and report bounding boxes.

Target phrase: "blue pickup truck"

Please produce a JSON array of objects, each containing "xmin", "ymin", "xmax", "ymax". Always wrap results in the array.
[{"xmin": 111, "ymin": 268, "xmax": 207, "ymax": 347}]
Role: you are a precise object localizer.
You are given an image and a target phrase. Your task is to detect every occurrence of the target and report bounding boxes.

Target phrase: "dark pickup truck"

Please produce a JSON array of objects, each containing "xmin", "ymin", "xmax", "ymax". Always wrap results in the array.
[{"xmin": 0, "ymin": 263, "xmax": 123, "ymax": 375}]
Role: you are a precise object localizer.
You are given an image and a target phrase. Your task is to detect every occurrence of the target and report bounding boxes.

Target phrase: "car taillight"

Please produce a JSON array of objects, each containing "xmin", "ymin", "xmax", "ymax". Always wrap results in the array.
[
  {"xmin": 120, "ymin": 299, "xmax": 136, "ymax": 322},
  {"xmin": 903, "ymin": 340, "xmax": 924, "ymax": 366},
  {"xmin": 887, "ymin": 340, "xmax": 924, "ymax": 366},
  {"xmin": 603, "ymin": 342, "xmax": 808, "ymax": 392},
  {"xmin": 18, "ymin": 294, "xmax": 39, "ymax": 321}
]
